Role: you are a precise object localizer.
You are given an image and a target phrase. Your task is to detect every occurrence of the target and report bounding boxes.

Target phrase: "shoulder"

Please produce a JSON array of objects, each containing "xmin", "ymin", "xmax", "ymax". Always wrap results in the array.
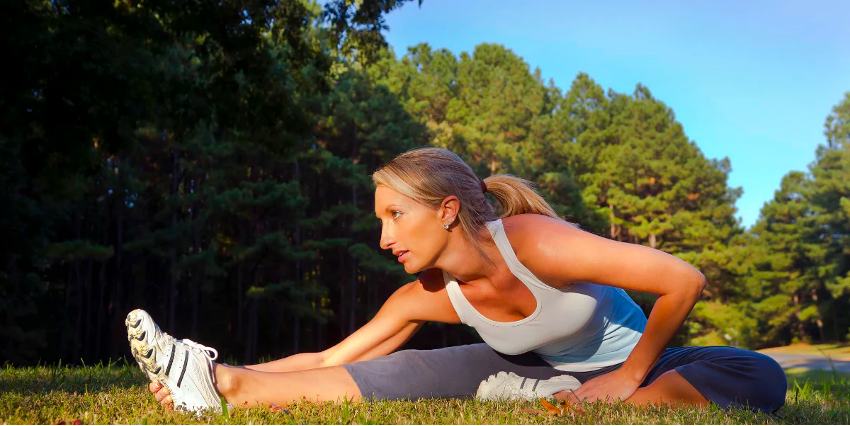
[
  {"xmin": 501, "ymin": 213, "xmax": 583, "ymax": 250},
  {"xmin": 502, "ymin": 214, "xmax": 705, "ymax": 294},
  {"xmin": 501, "ymin": 214, "xmax": 585, "ymax": 287}
]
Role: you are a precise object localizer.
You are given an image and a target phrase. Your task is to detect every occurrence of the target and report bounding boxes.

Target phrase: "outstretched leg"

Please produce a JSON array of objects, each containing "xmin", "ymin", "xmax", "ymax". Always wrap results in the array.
[
  {"xmin": 151, "ymin": 343, "xmax": 568, "ymax": 408},
  {"xmin": 130, "ymin": 308, "xmax": 362, "ymax": 411},
  {"xmin": 214, "ymin": 364, "xmax": 361, "ymax": 407},
  {"xmin": 212, "ymin": 343, "xmax": 569, "ymax": 406}
]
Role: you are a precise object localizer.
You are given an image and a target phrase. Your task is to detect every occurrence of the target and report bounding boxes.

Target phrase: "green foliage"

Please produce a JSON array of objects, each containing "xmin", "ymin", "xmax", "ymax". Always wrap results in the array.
[
  {"xmin": 0, "ymin": 0, "xmax": 425, "ymax": 364},
  {"xmin": 44, "ymin": 241, "xmax": 115, "ymax": 263},
  {"xmin": 688, "ymin": 301, "xmax": 758, "ymax": 347},
  {"xmin": 1, "ymin": 0, "xmax": 849, "ymax": 366},
  {"xmin": 730, "ymin": 92, "xmax": 850, "ymax": 347}
]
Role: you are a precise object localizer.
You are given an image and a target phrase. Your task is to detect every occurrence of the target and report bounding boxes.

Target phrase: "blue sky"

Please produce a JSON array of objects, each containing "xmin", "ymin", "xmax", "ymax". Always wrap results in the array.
[{"xmin": 379, "ymin": 0, "xmax": 850, "ymax": 228}]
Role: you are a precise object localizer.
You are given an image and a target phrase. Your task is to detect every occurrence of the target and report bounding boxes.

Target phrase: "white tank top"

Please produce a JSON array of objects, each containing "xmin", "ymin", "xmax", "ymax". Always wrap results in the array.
[{"xmin": 443, "ymin": 218, "xmax": 647, "ymax": 372}]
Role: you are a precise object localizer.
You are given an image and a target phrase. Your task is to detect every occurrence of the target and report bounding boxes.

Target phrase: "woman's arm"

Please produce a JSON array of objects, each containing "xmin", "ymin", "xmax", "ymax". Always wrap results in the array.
[
  {"xmin": 243, "ymin": 268, "xmax": 457, "ymax": 373},
  {"xmin": 517, "ymin": 215, "xmax": 705, "ymax": 384},
  {"xmin": 241, "ymin": 352, "xmax": 326, "ymax": 373},
  {"xmin": 240, "ymin": 319, "xmax": 423, "ymax": 373}
]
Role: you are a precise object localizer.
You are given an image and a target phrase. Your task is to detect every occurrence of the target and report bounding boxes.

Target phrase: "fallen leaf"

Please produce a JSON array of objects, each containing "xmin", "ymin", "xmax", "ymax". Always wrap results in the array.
[
  {"xmin": 560, "ymin": 398, "xmax": 586, "ymax": 415},
  {"xmin": 539, "ymin": 398, "xmax": 564, "ymax": 416}
]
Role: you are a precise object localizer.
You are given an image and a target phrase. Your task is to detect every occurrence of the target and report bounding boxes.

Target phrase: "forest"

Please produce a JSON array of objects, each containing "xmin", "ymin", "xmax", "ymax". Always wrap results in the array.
[{"xmin": 2, "ymin": 0, "xmax": 848, "ymax": 366}]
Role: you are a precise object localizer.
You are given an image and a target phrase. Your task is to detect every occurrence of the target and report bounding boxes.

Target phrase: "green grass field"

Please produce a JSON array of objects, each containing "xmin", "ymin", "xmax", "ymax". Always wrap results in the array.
[{"xmin": 0, "ymin": 361, "xmax": 848, "ymax": 424}]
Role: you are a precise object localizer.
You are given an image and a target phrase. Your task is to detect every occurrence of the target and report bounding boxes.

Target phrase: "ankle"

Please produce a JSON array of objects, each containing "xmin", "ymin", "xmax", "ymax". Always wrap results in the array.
[{"xmin": 214, "ymin": 363, "xmax": 238, "ymax": 400}]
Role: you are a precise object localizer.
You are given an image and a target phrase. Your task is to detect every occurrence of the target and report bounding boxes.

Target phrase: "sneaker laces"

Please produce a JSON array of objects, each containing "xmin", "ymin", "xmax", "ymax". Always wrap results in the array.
[{"xmin": 181, "ymin": 339, "xmax": 219, "ymax": 361}]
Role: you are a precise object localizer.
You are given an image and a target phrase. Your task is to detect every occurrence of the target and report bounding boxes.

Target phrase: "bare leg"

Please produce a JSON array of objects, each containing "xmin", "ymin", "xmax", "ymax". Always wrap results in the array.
[
  {"xmin": 625, "ymin": 370, "xmax": 708, "ymax": 406},
  {"xmin": 553, "ymin": 370, "xmax": 708, "ymax": 408},
  {"xmin": 214, "ymin": 364, "xmax": 362, "ymax": 407}
]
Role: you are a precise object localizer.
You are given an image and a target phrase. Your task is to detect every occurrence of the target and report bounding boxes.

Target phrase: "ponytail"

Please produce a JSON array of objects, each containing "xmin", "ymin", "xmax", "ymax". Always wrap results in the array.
[{"xmin": 483, "ymin": 174, "xmax": 560, "ymax": 219}]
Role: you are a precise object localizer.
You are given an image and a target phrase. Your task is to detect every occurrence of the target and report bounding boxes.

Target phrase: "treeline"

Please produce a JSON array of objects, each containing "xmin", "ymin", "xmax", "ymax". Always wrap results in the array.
[{"xmin": 2, "ymin": 0, "xmax": 848, "ymax": 366}]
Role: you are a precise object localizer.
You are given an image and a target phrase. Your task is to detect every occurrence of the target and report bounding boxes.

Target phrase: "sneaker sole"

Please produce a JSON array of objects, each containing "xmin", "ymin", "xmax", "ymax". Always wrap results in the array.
[{"xmin": 125, "ymin": 309, "xmax": 166, "ymax": 383}]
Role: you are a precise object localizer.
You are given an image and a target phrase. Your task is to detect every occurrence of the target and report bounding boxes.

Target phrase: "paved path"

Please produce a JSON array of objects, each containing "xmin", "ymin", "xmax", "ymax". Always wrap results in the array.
[{"xmin": 760, "ymin": 352, "xmax": 850, "ymax": 373}]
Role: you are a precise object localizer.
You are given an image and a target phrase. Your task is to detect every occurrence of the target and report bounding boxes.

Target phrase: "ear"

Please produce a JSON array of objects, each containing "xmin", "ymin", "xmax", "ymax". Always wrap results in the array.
[{"xmin": 437, "ymin": 195, "xmax": 460, "ymax": 224}]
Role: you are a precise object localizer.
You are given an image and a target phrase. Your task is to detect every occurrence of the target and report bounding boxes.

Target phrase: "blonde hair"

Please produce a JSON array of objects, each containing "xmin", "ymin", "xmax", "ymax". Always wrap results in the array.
[{"xmin": 371, "ymin": 147, "xmax": 564, "ymax": 266}]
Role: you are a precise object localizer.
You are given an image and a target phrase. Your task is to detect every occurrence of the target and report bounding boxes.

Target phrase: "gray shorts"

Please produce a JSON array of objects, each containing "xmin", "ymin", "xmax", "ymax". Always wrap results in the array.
[{"xmin": 342, "ymin": 344, "xmax": 786, "ymax": 414}]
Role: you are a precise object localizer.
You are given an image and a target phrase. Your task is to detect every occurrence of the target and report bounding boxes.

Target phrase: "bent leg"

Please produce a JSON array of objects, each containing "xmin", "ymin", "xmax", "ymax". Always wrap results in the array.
[
  {"xmin": 215, "ymin": 364, "xmax": 361, "ymax": 407},
  {"xmin": 625, "ymin": 370, "xmax": 709, "ymax": 407},
  {"xmin": 631, "ymin": 346, "xmax": 787, "ymax": 413},
  {"xmin": 550, "ymin": 369, "xmax": 708, "ymax": 407}
]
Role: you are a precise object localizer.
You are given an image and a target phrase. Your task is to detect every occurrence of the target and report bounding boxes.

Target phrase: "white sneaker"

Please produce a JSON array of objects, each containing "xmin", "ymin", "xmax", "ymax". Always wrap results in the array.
[
  {"xmin": 476, "ymin": 371, "xmax": 581, "ymax": 401},
  {"xmin": 126, "ymin": 309, "xmax": 223, "ymax": 414}
]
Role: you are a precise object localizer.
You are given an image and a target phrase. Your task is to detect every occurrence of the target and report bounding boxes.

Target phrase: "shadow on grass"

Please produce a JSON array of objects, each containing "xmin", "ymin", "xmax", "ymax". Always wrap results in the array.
[{"xmin": 0, "ymin": 358, "xmax": 147, "ymax": 395}]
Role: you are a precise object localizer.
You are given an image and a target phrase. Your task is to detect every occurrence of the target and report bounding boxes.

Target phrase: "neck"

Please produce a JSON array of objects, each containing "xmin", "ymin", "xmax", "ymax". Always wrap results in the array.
[{"xmin": 433, "ymin": 224, "xmax": 503, "ymax": 286}]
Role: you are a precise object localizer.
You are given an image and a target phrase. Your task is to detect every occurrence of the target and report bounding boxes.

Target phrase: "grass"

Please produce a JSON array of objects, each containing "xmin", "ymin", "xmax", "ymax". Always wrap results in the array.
[{"xmin": 0, "ymin": 360, "xmax": 848, "ymax": 424}]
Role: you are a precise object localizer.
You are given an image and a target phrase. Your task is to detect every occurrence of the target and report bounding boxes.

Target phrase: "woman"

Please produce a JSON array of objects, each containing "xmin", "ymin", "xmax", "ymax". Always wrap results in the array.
[{"xmin": 126, "ymin": 147, "xmax": 787, "ymax": 414}]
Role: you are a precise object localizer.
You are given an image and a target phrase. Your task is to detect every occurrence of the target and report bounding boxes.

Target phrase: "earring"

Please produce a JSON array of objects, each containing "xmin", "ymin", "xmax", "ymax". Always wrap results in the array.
[{"xmin": 443, "ymin": 224, "xmax": 449, "ymax": 230}]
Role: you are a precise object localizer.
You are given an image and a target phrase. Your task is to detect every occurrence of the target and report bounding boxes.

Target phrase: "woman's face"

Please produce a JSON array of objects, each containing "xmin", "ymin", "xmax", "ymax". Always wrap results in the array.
[{"xmin": 374, "ymin": 185, "xmax": 454, "ymax": 274}]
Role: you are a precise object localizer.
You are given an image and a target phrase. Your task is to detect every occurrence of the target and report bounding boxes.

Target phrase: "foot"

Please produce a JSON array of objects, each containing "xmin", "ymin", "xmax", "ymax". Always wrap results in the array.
[
  {"xmin": 476, "ymin": 371, "xmax": 581, "ymax": 401},
  {"xmin": 126, "ymin": 309, "xmax": 223, "ymax": 414}
]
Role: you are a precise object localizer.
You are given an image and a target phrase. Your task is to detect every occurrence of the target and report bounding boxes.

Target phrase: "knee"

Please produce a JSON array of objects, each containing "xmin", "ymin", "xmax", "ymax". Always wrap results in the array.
[
  {"xmin": 725, "ymin": 350, "xmax": 786, "ymax": 412},
  {"xmin": 752, "ymin": 353, "xmax": 787, "ymax": 412},
  {"xmin": 697, "ymin": 347, "xmax": 787, "ymax": 413}
]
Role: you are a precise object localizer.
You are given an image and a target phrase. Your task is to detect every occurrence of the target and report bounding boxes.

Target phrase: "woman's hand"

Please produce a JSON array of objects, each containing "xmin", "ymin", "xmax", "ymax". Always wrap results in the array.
[
  {"xmin": 149, "ymin": 382, "xmax": 174, "ymax": 410},
  {"xmin": 563, "ymin": 368, "xmax": 641, "ymax": 404}
]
